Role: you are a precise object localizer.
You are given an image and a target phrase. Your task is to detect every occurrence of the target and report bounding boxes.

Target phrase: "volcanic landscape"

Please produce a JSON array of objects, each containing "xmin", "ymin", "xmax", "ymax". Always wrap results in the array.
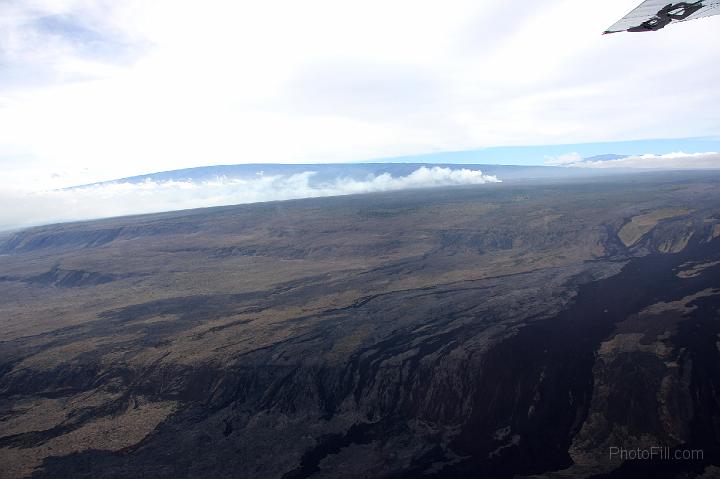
[{"xmin": 2, "ymin": 172, "xmax": 720, "ymax": 478}]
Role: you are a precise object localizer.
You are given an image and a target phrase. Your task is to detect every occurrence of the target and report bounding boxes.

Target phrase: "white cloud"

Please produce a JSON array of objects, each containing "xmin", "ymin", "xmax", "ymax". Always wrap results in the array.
[
  {"xmin": 0, "ymin": 167, "xmax": 500, "ymax": 230},
  {"xmin": 1, "ymin": 0, "xmax": 719, "ymax": 189},
  {"xmin": 544, "ymin": 152, "xmax": 583, "ymax": 165},
  {"xmin": 560, "ymin": 151, "xmax": 720, "ymax": 169}
]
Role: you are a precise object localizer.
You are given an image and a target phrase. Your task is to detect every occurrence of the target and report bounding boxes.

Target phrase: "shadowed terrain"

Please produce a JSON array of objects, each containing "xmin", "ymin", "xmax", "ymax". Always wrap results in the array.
[{"xmin": 2, "ymin": 173, "xmax": 720, "ymax": 478}]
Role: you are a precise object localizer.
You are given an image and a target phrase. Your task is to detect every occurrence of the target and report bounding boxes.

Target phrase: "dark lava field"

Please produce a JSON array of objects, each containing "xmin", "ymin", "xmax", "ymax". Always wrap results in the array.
[{"xmin": 2, "ymin": 172, "xmax": 720, "ymax": 478}]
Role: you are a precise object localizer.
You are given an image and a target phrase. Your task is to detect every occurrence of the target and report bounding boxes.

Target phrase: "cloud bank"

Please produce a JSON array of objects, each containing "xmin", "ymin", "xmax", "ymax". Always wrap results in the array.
[
  {"xmin": 544, "ymin": 152, "xmax": 584, "ymax": 166},
  {"xmin": 548, "ymin": 151, "xmax": 720, "ymax": 169},
  {"xmin": 0, "ymin": 167, "xmax": 500, "ymax": 230}
]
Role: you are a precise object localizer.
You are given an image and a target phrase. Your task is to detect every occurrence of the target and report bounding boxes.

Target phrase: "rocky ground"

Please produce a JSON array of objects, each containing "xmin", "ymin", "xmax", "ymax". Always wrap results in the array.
[{"xmin": 1, "ymin": 173, "xmax": 720, "ymax": 478}]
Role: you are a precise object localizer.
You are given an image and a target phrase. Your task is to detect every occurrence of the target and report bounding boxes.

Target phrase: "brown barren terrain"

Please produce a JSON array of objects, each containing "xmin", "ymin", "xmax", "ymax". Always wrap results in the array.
[{"xmin": 2, "ymin": 173, "xmax": 720, "ymax": 478}]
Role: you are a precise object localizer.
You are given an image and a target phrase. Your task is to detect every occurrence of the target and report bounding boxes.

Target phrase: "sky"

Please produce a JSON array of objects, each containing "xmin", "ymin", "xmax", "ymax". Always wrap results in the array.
[
  {"xmin": 2, "ymin": 0, "xmax": 720, "ymax": 188},
  {"xmin": 381, "ymin": 138, "xmax": 720, "ymax": 166},
  {"xmin": 0, "ymin": 0, "xmax": 719, "ymax": 229}
]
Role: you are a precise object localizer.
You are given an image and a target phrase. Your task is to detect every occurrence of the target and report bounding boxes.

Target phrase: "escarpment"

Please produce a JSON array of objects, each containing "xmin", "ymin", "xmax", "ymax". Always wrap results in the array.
[{"xmin": 3, "ymin": 174, "xmax": 720, "ymax": 478}]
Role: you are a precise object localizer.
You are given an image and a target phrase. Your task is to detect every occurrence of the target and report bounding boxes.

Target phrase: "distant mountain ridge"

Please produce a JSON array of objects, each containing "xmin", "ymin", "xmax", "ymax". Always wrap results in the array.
[
  {"xmin": 581, "ymin": 154, "xmax": 629, "ymax": 162},
  {"xmin": 74, "ymin": 159, "xmax": 631, "ymax": 189}
]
